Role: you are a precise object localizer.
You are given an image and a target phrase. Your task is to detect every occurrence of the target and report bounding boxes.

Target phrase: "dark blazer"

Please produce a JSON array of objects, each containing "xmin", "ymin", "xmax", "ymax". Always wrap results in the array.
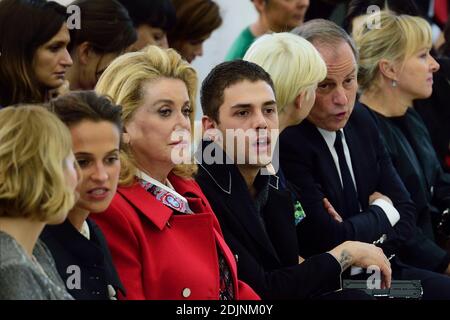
[
  {"xmin": 280, "ymin": 103, "xmax": 416, "ymax": 258},
  {"xmin": 195, "ymin": 142, "xmax": 342, "ymax": 300},
  {"xmin": 40, "ymin": 218, "xmax": 124, "ymax": 300}
]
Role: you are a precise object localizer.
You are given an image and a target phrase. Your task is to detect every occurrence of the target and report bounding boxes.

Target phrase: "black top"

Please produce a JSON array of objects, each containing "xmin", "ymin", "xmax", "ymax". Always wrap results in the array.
[
  {"xmin": 364, "ymin": 103, "xmax": 450, "ymax": 272},
  {"xmin": 195, "ymin": 141, "xmax": 342, "ymax": 300},
  {"xmin": 40, "ymin": 218, "xmax": 124, "ymax": 300},
  {"xmin": 366, "ymin": 104, "xmax": 450, "ymax": 219}
]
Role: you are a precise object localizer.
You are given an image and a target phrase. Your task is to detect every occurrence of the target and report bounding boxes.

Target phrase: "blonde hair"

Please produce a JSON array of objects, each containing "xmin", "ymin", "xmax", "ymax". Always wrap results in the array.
[
  {"xmin": 95, "ymin": 45, "xmax": 198, "ymax": 186},
  {"xmin": 244, "ymin": 32, "xmax": 326, "ymax": 113},
  {"xmin": 0, "ymin": 106, "xmax": 76, "ymax": 221},
  {"xmin": 354, "ymin": 11, "xmax": 432, "ymax": 91}
]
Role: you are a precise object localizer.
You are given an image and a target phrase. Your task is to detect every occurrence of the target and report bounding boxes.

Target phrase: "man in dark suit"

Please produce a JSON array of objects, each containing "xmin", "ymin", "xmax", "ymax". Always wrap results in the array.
[
  {"xmin": 195, "ymin": 59, "xmax": 391, "ymax": 300},
  {"xmin": 280, "ymin": 19, "xmax": 450, "ymax": 299}
]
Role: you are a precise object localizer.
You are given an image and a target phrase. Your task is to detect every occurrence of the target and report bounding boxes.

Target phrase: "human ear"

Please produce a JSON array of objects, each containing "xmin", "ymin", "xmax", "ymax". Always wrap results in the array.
[
  {"xmin": 76, "ymin": 41, "xmax": 93, "ymax": 66},
  {"xmin": 378, "ymin": 59, "xmax": 398, "ymax": 82}
]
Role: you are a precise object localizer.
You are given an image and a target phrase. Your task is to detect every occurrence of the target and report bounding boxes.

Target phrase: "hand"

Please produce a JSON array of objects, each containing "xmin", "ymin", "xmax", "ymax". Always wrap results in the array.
[
  {"xmin": 47, "ymin": 80, "xmax": 70, "ymax": 100},
  {"xmin": 328, "ymin": 241, "xmax": 392, "ymax": 289},
  {"xmin": 369, "ymin": 191, "xmax": 393, "ymax": 206},
  {"xmin": 323, "ymin": 198, "xmax": 343, "ymax": 223}
]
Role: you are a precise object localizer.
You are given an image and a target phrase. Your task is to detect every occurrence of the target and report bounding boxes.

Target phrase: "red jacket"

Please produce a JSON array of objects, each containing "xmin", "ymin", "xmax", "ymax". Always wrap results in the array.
[{"xmin": 91, "ymin": 173, "xmax": 259, "ymax": 300}]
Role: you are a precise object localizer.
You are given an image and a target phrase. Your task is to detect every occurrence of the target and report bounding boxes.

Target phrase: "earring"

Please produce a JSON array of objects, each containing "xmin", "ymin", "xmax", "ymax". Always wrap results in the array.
[{"xmin": 391, "ymin": 80, "xmax": 397, "ymax": 87}]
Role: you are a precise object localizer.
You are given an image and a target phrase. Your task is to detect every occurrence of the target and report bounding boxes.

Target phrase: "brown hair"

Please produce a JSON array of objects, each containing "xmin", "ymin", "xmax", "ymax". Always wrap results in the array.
[
  {"xmin": 168, "ymin": 0, "xmax": 222, "ymax": 45},
  {"xmin": 68, "ymin": 0, "xmax": 137, "ymax": 55},
  {"xmin": 47, "ymin": 90, "xmax": 123, "ymax": 133},
  {"xmin": 201, "ymin": 60, "xmax": 275, "ymax": 123},
  {"xmin": 0, "ymin": 0, "xmax": 68, "ymax": 106}
]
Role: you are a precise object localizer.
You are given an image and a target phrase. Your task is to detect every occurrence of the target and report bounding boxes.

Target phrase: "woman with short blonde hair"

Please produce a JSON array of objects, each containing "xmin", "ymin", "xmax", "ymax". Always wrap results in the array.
[
  {"xmin": 355, "ymin": 11, "xmax": 434, "ymax": 92},
  {"xmin": 94, "ymin": 45, "xmax": 259, "ymax": 300},
  {"xmin": 244, "ymin": 32, "xmax": 326, "ymax": 131},
  {"xmin": 0, "ymin": 106, "xmax": 78, "ymax": 300}
]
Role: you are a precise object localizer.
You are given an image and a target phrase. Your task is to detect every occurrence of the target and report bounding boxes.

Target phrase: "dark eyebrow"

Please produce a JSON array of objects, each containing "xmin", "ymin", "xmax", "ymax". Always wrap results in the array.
[
  {"xmin": 263, "ymin": 100, "xmax": 277, "ymax": 107},
  {"xmin": 47, "ymin": 40, "xmax": 69, "ymax": 46},
  {"xmin": 231, "ymin": 100, "xmax": 276, "ymax": 109}
]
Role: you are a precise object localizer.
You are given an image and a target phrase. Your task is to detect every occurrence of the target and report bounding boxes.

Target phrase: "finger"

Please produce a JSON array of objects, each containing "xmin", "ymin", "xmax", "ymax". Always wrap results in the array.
[
  {"xmin": 328, "ymin": 207, "xmax": 343, "ymax": 222},
  {"xmin": 383, "ymin": 269, "xmax": 392, "ymax": 289},
  {"xmin": 381, "ymin": 263, "xmax": 392, "ymax": 289},
  {"xmin": 328, "ymin": 209, "xmax": 341, "ymax": 222}
]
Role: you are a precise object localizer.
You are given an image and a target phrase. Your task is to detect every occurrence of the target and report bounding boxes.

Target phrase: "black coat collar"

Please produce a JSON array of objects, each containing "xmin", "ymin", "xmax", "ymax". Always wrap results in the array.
[
  {"xmin": 196, "ymin": 140, "xmax": 280, "ymax": 195},
  {"xmin": 196, "ymin": 140, "xmax": 285, "ymax": 264}
]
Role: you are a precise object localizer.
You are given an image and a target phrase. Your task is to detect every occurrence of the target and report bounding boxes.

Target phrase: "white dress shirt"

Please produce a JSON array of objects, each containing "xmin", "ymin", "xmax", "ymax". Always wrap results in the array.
[{"xmin": 317, "ymin": 128, "xmax": 400, "ymax": 227}]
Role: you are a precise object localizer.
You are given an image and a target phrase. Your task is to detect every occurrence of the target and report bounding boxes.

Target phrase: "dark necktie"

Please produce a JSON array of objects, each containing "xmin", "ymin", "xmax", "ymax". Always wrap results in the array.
[{"xmin": 334, "ymin": 130, "xmax": 359, "ymax": 218}]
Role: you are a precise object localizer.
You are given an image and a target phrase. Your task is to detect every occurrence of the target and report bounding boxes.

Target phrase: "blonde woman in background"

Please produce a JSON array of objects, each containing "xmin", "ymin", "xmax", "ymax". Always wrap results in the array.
[
  {"xmin": 0, "ymin": 106, "xmax": 79, "ymax": 300},
  {"xmin": 244, "ymin": 32, "xmax": 326, "ymax": 131},
  {"xmin": 93, "ymin": 46, "xmax": 259, "ymax": 300},
  {"xmin": 354, "ymin": 11, "xmax": 450, "ymax": 275}
]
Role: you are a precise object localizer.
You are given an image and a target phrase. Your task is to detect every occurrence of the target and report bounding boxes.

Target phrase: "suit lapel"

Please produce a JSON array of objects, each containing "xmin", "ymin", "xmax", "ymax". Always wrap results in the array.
[
  {"xmin": 228, "ymin": 171, "xmax": 280, "ymax": 263},
  {"xmin": 198, "ymin": 160, "xmax": 280, "ymax": 263},
  {"xmin": 304, "ymin": 121, "xmax": 345, "ymax": 214},
  {"xmin": 263, "ymin": 181, "xmax": 298, "ymax": 266},
  {"xmin": 118, "ymin": 183, "xmax": 173, "ymax": 231}
]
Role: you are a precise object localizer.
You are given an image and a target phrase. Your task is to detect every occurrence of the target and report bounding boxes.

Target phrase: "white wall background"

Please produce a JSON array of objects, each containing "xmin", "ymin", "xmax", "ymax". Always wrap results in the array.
[
  {"xmin": 191, "ymin": 0, "xmax": 257, "ymax": 119},
  {"xmin": 56, "ymin": 0, "xmax": 257, "ymax": 119}
]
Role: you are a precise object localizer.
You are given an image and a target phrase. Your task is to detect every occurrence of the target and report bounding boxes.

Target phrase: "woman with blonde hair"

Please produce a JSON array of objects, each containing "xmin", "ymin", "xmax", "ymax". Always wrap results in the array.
[
  {"xmin": 354, "ymin": 11, "xmax": 450, "ymax": 274},
  {"xmin": 244, "ymin": 32, "xmax": 326, "ymax": 131},
  {"xmin": 94, "ymin": 45, "xmax": 259, "ymax": 300},
  {"xmin": 0, "ymin": 106, "xmax": 79, "ymax": 299}
]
